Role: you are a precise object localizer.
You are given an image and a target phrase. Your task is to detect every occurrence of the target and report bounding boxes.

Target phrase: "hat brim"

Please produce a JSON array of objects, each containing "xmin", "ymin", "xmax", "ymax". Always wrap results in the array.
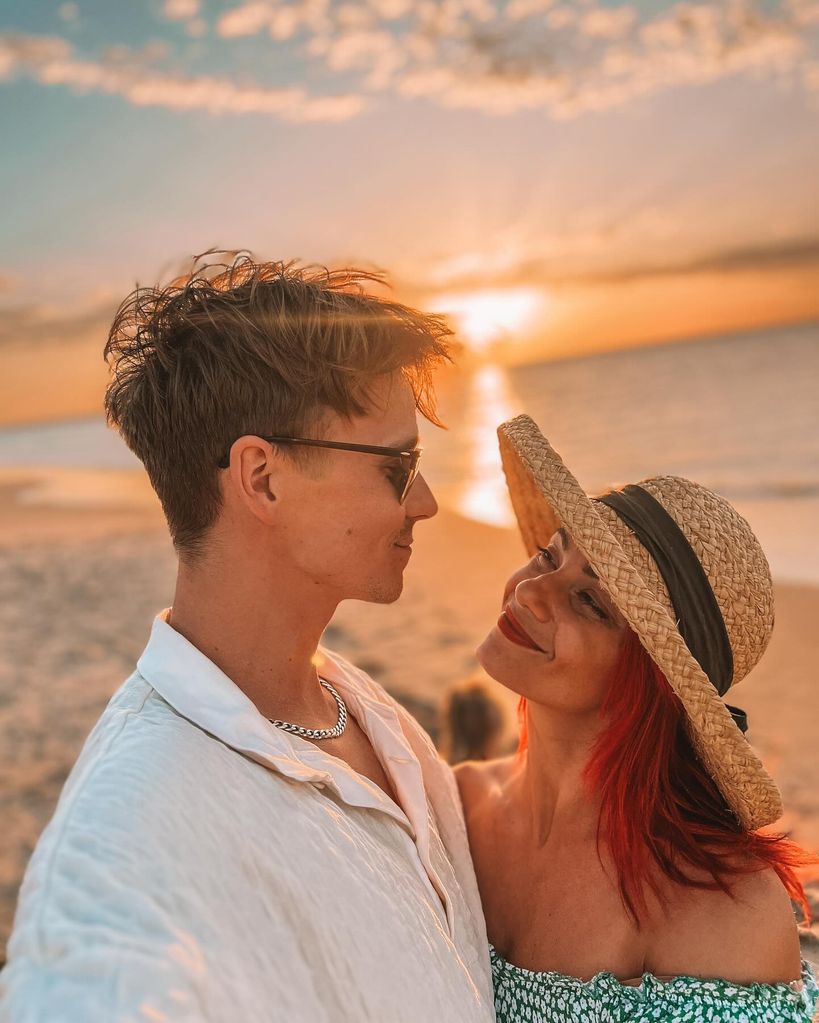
[{"xmin": 498, "ymin": 414, "xmax": 782, "ymax": 831}]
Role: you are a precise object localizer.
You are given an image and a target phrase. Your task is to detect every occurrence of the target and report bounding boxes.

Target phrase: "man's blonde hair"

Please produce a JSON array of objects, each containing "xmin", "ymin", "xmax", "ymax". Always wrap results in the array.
[{"xmin": 104, "ymin": 251, "xmax": 455, "ymax": 557}]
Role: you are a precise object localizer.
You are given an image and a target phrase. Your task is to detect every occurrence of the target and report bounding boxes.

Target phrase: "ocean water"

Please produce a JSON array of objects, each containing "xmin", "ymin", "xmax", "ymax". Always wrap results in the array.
[
  {"xmin": 1, "ymin": 319, "xmax": 817, "ymax": 540},
  {"xmin": 424, "ymin": 320, "xmax": 819, "ymax": 529}
]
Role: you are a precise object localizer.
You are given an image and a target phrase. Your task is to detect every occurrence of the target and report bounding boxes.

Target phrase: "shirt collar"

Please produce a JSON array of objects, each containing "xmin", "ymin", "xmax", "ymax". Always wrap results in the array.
[
  {"xmin": 136, "ymin": 613, "xmax": 420, "ymax": 834},
  {"xmin": 136, "ymin": 611, "xmax": 457, "ymax": 938}
]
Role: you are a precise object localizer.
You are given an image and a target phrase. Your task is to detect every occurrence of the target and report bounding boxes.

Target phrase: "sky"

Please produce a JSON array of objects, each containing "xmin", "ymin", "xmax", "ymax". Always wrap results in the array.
[{"xmin": 1, "ymin": 0, "xmax": 818, "ymax": 399}]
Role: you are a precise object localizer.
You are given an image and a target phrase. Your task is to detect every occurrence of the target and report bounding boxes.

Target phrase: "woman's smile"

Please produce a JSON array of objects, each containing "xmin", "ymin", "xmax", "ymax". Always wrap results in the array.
[{"xmin": 497, "ymin": 608, "xmax": 548, "ymax": 654}]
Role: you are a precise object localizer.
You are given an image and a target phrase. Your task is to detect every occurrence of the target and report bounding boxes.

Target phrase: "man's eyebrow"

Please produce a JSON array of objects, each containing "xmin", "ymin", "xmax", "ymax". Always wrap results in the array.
[{"xmin": 387, "ymin": 435, "xmax": 420, "ymax": 451}]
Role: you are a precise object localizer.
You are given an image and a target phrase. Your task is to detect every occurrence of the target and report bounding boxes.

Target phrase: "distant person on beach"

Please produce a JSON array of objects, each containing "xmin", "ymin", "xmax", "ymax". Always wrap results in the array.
[
  {"xmin": 0, "ymin": 254, "xmax": 493, "ymax": 1022},
  {"xmin": 455, "ymin": 415, "xmax": 818, "ymax": 1023},
  {"xmin": 443, "ymin": 676, "xmax": 507, "ymax": 764}
]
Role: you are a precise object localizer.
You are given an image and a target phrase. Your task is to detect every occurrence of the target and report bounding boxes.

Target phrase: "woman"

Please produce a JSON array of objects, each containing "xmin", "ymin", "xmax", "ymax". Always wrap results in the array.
[{"xmin": 456, "ymin": 415, "xmax": 817, "ymax": 1022}]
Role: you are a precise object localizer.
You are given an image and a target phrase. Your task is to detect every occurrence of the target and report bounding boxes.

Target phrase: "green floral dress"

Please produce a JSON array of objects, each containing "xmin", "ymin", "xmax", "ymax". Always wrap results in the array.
[{"xmin": 491, "ymin": 944, "xmax": 819, "ymax": 1022}]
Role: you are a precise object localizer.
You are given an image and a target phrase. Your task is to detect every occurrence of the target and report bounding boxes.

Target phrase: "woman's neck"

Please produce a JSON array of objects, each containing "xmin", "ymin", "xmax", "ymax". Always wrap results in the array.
[{"xmin": 515, "ymin": 704, "xmax": 603, "ymax": 847}]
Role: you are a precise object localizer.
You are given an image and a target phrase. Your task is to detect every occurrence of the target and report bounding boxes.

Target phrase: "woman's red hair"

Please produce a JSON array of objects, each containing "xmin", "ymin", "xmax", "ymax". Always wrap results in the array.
[{"xmin": 517, "ymin": 629, "xmax": 816, "ymax": 923}]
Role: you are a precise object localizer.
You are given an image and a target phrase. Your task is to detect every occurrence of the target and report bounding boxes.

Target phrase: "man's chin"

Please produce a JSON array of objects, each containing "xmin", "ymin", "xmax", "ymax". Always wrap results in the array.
[
  {"xmin": 337, "ymin": 567, "xmax": 407, "ymax": 606},
  {"xmin": 362, "ymin": 576, "xmax": 404, "ymax": 605},
  {"xmin": 372, "ymin": 583, "xmax": 404, "ymax": 604}
]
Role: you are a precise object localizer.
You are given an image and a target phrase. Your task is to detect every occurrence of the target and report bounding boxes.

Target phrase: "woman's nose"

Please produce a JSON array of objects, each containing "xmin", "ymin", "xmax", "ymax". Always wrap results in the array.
[{"xmin": 515, "ymin": 573, "xmax": 556, "ymax": 624}]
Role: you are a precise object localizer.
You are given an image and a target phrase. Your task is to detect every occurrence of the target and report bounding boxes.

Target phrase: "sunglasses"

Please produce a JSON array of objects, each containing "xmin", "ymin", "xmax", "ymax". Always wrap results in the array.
[{"xmin": 217, "ymin": 436, "xmax": 423, "ymax": 504}]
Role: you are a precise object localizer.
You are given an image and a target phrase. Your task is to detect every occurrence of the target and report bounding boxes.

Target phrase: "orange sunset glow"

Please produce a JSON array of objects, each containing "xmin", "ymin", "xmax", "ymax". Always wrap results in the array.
[
  {"xmin": 430, "ymin": 288, "xmax": 547, "ymax": 354},
  {"xmin": 2, "ymin": 0, "xmax": 819, "ymax": 421}
]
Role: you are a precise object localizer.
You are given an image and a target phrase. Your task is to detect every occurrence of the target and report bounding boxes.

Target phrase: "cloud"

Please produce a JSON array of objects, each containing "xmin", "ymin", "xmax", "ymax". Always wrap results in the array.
[
  {"xmin": 579, "ymin": 5, "xmax": 636, "ymax": 38},
  {"xmin": 674, "ymin": 237, "xmax": 819, "ymax": 275},
  {"xmin": 305, "ymin": 0, "xmax": 811, "ymax": 118},
  {"xmin": 217, "ymin": 0, "xmax": 331, "ymax": 40},
  {"xmin": 1, "ymin": 0, "xmax": 817, "ymax": 121},
  {"xmin": 58, "ymin": 3, "xmax": 80, "ymax": 22},
  {"xmin": 786, "ymin": 0, "xmax": 819, "ymax": 24},
  {"xmin": 637, "ymin": 3, "xmax": 801, "ymax": 82},
  {"xmin": 0, "ymin": 32, "xmax": 366, "ymax": 121},
  {"xmin": 387, "ymin": 0, "xmax": 809, "ymax": 116},
  {"xmin": 162, "ymin": 0, "xmax": 207, "ymax": 36},
  {"xmin": 367, "ymin": 0, "xmax": 412, "ymax": 17},
  {"xmin": 540, "ymin": 236, "xmax": 819, "ymax": 288},
  {"xmin": 217, "ymin": 2, "xmax": 273, "ymax": 37},
  {"xmin": 507, "ymin": 0, "xmax": 558, "ymax": 19},
  {"xmin": 307, "ymin": 27, "xmax": 406, "ymax": 88},
  {"xmin": 419, "ymin": 234, "xmax": 819, "ymax": 293},
  {"xmin": 163, "ymin": 0, "xmax": 201, "ymax": 19},
  {"xmin": 0, "ymin": 294, "xmax": 118, "ymax": 349}
]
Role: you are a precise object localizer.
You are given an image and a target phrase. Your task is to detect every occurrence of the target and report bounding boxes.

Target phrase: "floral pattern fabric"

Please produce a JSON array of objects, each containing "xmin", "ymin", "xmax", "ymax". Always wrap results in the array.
[{"xmin": 491, "ymin": 944, "xmax": 819, "ymax": 1023}]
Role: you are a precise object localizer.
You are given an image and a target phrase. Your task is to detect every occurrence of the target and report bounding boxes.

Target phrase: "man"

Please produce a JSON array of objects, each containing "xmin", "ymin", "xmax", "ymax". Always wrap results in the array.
[{"xmin": 1, "ymin": 255, "xmax": 493, "ymax": 1021}]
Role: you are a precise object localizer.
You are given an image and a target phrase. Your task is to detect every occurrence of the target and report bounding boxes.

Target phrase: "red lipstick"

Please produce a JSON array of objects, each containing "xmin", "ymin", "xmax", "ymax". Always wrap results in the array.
[{"xmin": 497, "ymin": 609, "xmax": 544, "ymax": 653}]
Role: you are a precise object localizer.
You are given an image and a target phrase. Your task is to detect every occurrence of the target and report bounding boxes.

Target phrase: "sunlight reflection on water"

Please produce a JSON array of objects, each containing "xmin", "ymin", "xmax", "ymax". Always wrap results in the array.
[{"xmin": 446, "ymin": 364, "xmax": 518, "ymax": 528}]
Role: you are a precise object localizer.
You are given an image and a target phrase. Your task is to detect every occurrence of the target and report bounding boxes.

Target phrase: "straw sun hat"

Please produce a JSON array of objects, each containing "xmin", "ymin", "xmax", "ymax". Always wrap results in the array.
[{"xmin": 498, "ymin": 414, "xmax": 782, "ymax": 831}]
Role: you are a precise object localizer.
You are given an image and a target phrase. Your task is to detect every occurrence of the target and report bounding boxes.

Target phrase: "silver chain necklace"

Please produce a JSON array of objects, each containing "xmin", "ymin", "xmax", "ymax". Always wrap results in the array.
[{"xmin": 268, "ymin": 678, "xmax": 348, "ymax": 741}]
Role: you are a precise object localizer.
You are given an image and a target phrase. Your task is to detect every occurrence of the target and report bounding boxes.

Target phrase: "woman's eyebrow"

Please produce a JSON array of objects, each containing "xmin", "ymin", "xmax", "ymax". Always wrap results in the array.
[{"xmin": 557, "ymin": 527, "xmax": 598, "ymax": 579}]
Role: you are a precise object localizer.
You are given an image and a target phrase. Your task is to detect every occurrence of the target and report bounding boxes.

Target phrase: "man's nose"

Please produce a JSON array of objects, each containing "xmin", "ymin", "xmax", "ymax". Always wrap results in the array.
[{"xmin": 405, "ymin": 472, "xmax": 438, "ymax": 521}]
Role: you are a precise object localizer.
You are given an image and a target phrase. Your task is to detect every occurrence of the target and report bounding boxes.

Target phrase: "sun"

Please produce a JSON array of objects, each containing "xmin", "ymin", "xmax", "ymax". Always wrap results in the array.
[{"xmin": 431, "ymin": 287, "xmax": 544, "ymax": 353}]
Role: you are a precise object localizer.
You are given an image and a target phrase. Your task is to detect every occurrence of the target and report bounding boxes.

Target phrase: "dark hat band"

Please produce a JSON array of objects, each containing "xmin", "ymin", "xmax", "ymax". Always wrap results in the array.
[{"xmin": 596, "ymin": 485, "xmax": 743, "ymax": 728}]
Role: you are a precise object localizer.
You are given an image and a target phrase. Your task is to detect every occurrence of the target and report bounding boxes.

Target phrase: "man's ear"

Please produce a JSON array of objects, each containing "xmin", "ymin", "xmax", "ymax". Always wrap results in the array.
[{"xmin": 223, "ymin": 436, "xmax": 283, "ymax": 526}]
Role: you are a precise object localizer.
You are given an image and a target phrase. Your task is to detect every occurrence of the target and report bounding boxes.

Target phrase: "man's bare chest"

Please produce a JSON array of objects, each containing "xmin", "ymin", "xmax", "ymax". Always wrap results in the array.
[{"xmin": 319, "ymin": 720, "xmax": 401, "ymax": 805}]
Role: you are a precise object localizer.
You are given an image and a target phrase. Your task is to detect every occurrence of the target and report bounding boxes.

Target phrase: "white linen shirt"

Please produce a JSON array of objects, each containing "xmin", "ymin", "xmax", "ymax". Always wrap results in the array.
[{"xmin": 1, "ymin": 613, "xmax": 494, "ymax": 1023}]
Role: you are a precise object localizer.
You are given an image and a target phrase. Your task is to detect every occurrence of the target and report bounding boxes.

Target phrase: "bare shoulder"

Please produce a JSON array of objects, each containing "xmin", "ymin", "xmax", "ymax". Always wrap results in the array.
[
  {"xmin": 453, "ymin": 756, "xmax": 514, "ymax": 817},
  {"xmin": 648, "ymin": 864, "xmax": 803, "ymax": 984}
]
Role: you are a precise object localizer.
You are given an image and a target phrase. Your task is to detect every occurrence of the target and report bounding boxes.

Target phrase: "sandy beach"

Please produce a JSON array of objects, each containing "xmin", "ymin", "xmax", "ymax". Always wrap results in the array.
[{"xmin": 1, "ymin": 467, "xmax": 818, "ymax": 970}]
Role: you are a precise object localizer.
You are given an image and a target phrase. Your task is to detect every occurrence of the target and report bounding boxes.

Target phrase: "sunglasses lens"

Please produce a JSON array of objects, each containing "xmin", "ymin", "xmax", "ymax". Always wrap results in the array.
[
  {"xmin": 398, "ymin": 453, "xmax": 422, "ymax": 504},
  {"xmin": 398, "ymin": 472, "xmax": 413, "ymax": 503}
]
